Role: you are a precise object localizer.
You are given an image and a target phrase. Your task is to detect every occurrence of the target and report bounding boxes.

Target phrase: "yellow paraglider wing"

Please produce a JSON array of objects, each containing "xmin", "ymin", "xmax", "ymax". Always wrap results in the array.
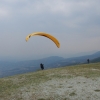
[{"xmin": 25, "ymin": 32, "xmax": 60, "ymax": 48}]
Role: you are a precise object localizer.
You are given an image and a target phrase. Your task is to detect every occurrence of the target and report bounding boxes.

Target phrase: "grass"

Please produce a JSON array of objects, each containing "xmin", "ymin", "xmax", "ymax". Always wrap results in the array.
[
  {"xmin": 0, "ymin": 62, "xmax": 100, "ymax": 99},
  {"xmin": 62, "ymin": 63, "xmax": 100, "ymax": 77}
]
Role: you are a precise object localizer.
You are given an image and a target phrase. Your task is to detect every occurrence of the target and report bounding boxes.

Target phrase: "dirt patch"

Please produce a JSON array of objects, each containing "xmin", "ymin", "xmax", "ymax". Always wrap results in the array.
[
  {"xmin": 36, "ymin": 76, "xmax": 100, "ymax": 100},
  {"xmin": 12, "ymin": 76, "xmax": 100, "ymax": 100}
]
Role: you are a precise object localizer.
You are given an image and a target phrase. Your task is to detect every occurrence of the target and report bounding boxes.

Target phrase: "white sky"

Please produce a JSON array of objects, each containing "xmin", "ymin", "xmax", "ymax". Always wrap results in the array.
[{"xmin": 0, "ymin": 0, "xmax": 100, "ymax": 60}]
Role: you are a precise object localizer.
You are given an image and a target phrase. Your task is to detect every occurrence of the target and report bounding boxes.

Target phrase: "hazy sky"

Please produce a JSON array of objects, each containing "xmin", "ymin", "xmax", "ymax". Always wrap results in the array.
[{"xmin": 0, "ymin": 0, "xmax": 100, "ymax": 60}]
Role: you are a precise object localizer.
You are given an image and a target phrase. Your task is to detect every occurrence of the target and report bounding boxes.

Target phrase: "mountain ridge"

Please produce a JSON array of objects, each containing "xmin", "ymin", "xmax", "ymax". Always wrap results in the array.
[{"xmin": 0, "ymin": 51, "xmax": 100, "ymax": 78}]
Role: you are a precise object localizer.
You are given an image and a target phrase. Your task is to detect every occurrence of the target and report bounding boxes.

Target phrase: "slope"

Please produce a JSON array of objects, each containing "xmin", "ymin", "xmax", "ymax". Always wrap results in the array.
[{"xmin": 0, "ymin": 63, "xmax": 100, "ymax": 100}]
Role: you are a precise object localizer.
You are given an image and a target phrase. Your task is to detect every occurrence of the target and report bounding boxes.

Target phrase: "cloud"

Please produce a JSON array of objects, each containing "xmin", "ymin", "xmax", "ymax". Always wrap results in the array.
[
  {"xmin": 0, "ymin": 0, "xmax": 100, "ymax": 60},
  {"xmin": 0, "ymin": 6, "xmax": 10, "ymax": 19},
  {"xmin": 1, "ymin": 0, "xmax": 100, "ymax": 35},
  {"xmin": 0, "ymin": 8, "xmax": 7, "ymax": 17}
]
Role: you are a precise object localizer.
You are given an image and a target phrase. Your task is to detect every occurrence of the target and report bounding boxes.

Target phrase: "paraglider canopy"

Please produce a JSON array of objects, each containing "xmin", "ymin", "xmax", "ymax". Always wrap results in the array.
[{"xmin": 25, "ymin": 32, "xmax": 60, "ymax": 48}]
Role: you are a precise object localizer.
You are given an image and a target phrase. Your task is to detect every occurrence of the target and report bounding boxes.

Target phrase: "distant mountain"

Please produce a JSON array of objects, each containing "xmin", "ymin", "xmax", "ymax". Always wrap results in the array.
[
  {"xmin": 0, "ymin": 56, "xmax": 64, "ymax": 78},
  {"xmin": 0, "ymin": 51, "xmax": 100, "ymax": 78},
  {"xmin": 49, "ymin": 51, "xmax": 100, "ymax": 67},
  {"xmin": 64, "ymin": 51, "xmax": 100, "ymax": 64},
  {"xmin": 89, "ymin": 51, "xmax": 100, "ymax": 59},
  {"xmin": 91, "ymin": 57, "xmax": 100, "ymax": 63}
]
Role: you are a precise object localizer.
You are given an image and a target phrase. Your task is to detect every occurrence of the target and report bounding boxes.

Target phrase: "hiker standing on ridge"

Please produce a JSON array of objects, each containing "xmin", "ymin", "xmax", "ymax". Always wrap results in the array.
[
  {"xmin": 40, "ymin": 63, "xmax": 44, "ymax": 70},
  {"xmin": 87, "ymin": 59, "xmax": 90, "ymax": 64}
]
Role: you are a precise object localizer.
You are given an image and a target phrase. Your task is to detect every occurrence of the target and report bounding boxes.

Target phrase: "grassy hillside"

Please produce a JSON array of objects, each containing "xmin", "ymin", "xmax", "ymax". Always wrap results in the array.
[{"xmin": 0, "ymin": 63, "xmax": 100, "ymax": 100}]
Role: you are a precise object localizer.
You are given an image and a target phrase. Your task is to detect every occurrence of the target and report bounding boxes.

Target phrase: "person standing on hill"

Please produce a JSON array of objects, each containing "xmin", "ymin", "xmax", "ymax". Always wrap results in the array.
[
  {"xmin": 87, "ymin": 59, "xmax": 90, "ymax": 64},
  {"xmin": 40, "ymin": 63, "xmax": 44, "ymax": 70}
]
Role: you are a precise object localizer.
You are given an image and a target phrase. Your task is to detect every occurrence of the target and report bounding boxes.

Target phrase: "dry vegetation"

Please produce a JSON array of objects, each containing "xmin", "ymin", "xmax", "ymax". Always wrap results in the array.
[{"xmin": 0, "ymin": 63, "xmax": 100, "ymax": 100}]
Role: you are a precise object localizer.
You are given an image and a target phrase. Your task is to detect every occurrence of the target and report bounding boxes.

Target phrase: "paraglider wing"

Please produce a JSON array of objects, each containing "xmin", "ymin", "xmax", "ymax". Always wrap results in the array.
[
  {"xmin": 25, "ymin": 32, "xmax": 60, "ymax": 48},
  {"xmin": 26, "ymin": 34, "xmax": 32, "ymax": 41}
]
